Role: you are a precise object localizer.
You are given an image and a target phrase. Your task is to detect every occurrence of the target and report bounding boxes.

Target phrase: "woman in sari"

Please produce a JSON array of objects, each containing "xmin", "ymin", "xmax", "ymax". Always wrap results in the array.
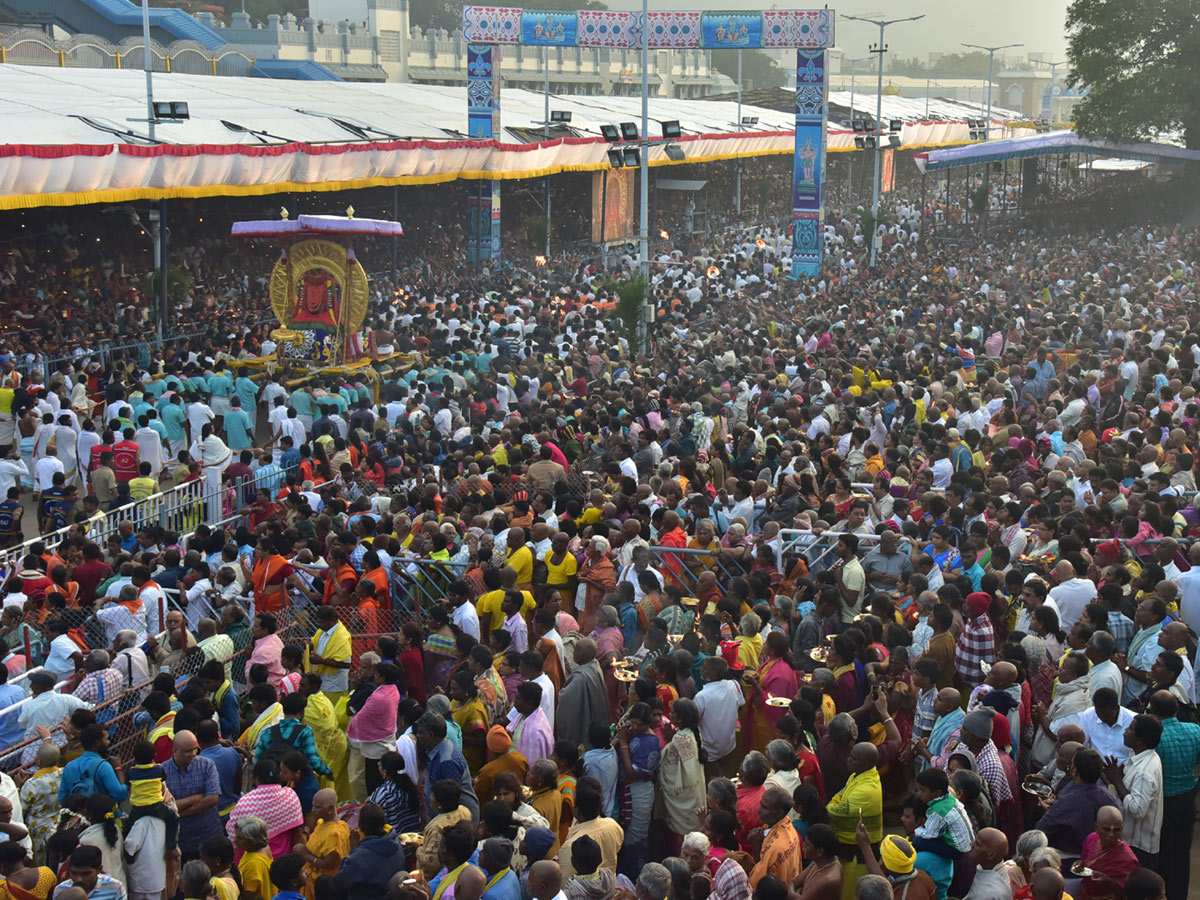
[
  {"xmin": 424, "ymin": 605, "xmax": 460, "ymax": 693},
  {"xmin": 657, "ymin": 698, "xmax": 706, "ymax": 853},
  {"xmin": 226, "ymin": 761, "xmax": 305, "ymax": 861},
  {"xmin": 300, "ymin": 672, "xmax": 350, "ymax": 798},
  {"xmin": 590, "ymin": 604, "xmax": 624, "ymax": 659},
  {"xmin": 0, "ymin": 842, "xmax": 56, "ymax": 900},
  {"xmin": 1078, "ymin": 807, "xmax": 1139, "ymax": 900},
  {"xmin": 743, "ymin": 632, "xmax": 799, "ymax": 753},
  {"xmin": 616, "ymin": 702, "xmax": 660, "ymax": 874},
  {"xmin": 449, "ymin": 670, "xmax": 489, "ymax": 773},
  {"xmin": 686, "ymin": 519, "xmax": 721, "ymax": 573}
]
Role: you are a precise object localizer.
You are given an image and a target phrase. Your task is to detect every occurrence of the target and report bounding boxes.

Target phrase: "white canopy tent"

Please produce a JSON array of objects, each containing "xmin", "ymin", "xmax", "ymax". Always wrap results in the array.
[{"xmin": 0, "ymin": 64, "xmax": 1029, "ymax": 209}]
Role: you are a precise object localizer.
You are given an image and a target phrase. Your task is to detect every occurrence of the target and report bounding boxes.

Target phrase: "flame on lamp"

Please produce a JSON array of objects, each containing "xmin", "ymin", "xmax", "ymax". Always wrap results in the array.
[
  {"xmin": 706, "ymin": 266, "xmax": 720, "ymax": 279},
  {"xmin": 660, "ymin": 230, "xmax": 670, "ymax": 239},
  {"xmin": 756, "ymin": 238, "xmax": 767, "ymax": 248},
  {"xmin": 535, "ymin": 255, "xmax": 547, "ymax": 267}
]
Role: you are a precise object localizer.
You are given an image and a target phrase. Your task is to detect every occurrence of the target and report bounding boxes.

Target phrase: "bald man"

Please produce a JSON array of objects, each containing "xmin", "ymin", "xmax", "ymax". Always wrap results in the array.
[
  {"xmin": 455, "ymin": 865, "xmax": 488, "ymax": 900},
  {"xmin": 296, "ymin": 788, "xmax": 350, "ymax": 889},
  {"xmin": 555, "ymin": 637, "xmax": 609, "ymax": 747},
  {"xmin": 750, "ymin": 785, "xmax": 803, "ymax": 888},
  {"xmin": 162, "ymin": 730, "xmax": 221, "ymax": 857},
  {"xmin": 963, "ymin": 828, "xmax": 1010, "ymax": 900},
  {"xmin": 527, "ymin": 860, "xmax": 563, "ymax": 900},
  {"xmin": 1030, "ymin": 866, "xmax": 1065, "ymax": 900},
  {"xmin": 828, "ymin": 740, "xmax": 885, "ymax": 900}
]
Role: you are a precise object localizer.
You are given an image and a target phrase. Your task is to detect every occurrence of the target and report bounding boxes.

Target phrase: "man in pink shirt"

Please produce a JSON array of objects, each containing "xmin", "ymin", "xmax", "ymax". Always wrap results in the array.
[{"xmin": 245, "ymin": 612, "xmax": 286, "ymax": 687}]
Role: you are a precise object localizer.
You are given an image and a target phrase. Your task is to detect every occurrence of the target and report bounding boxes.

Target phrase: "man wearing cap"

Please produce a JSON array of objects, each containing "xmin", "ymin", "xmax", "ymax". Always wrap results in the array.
[
  {"xmin": 855, "ymin": 830, "xmax": 937, "ymax": 900},
  {"xmin": 473, "ymin": 725, "xmax": 528, "ymax": 802},
  {"xmin": 956, "ymin": 708, "xmax": 1013, "ymax": 805},
  {"xmin": 954, "ymin": 592, "xmax": 995, "ymax": 691}
]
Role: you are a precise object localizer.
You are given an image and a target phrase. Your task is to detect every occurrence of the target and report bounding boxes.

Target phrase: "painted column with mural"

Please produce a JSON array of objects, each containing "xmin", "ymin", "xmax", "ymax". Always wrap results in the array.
[
  {"xmin": 467, "ymin": 42, "xmax": 502, "ymax": 265},
  {"xmin": 791, "ymin": 48, "xmax": 827, "ymax": 278}
]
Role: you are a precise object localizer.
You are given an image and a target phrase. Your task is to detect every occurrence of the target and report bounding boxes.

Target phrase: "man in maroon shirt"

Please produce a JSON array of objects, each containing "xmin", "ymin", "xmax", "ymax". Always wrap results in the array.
[
  {"xmin": 224, "ymin": 450, "xmax": 255, "ymax": 507},
  {"xmin": 72, "ymin": 543, "xmax": 112, "ymax": 608}
]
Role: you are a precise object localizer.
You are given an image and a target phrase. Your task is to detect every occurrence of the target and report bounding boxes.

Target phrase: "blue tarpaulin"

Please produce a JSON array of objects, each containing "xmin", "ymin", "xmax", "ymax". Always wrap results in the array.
[{"xmin": 915, "ymin": 130, "xmax": 1200, "ymax": 172}]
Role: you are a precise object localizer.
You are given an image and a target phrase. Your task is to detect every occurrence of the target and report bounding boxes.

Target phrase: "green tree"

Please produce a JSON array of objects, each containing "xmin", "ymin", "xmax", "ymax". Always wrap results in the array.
[
  {"xmin": 602, "ymin": 276, "xmax": 646, "ymax": 356},
  {"xmin": 710, "ymin": 49, "xmax": 785, "ymax": 90},
  {"xmin": 1067, "ymin": 0, "xmax": 1200, "ymax": 148}
]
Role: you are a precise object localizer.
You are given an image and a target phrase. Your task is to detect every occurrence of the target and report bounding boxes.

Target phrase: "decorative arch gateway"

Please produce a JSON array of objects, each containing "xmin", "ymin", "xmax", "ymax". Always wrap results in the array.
[{"xmin": 461, "ymin": 6, "xmax": 834, "ymax": 278}]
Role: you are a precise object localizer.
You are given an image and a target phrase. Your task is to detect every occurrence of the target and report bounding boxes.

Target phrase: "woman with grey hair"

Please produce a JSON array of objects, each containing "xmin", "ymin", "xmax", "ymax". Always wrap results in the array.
[
  {"xmin": 233, "ymin": 816, "xmax": 274, "ymax": 900},
  {"xmin": 425, "ymin": 695, "xmax": 464, "ymax": 748},
  {"xmin": 637, "ymin": 862, "xmax": 673, "ymax": 900},
  {"xmin": 590, "ymin": 603, "xmax": 624, "ymax": 658},
  {"xmin": 1003, "ymin": 830, "xmax": 1049, "ymax": 894}
]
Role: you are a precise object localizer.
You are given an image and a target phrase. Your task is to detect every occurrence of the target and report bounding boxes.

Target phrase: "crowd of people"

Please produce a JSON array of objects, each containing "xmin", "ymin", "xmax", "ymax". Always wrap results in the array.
[{"xmin": 0, "ymin": 179, "xmax": 1193, "ymax": 900}]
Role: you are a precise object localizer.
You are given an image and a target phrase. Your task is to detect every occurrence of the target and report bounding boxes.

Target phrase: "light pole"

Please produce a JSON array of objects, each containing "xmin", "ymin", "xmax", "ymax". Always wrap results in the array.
[
  {"xmin": 735, "ymin": 49, "xmax": 742, "ymax": 214},
  {"xmin": 141, "ymin": 0, "xmax": 168, "ymax": 346},
  {"xmin": 961, "ymin": 42, "xmax": 1022, "ymax": 140},
  {"xmin": 843, "ymin": 13, "xmax": 924, "ymax": 268},
  {"xmin": 1038, "ymin": 59, "xmax": 1066, "ymax": 123},
  {"xmin": 637, "ymin": 0, "xmax": 650, "ymax": 348},
  {"xmin": 543, "ymin": 48, "xmax": 551, "ymax": 259}
]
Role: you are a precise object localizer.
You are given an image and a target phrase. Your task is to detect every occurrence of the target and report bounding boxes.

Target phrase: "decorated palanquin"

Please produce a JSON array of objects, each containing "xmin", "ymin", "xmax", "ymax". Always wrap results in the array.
[{"xmin": 232, "ymin": 209, "xmax": 402, "ymax": 366}]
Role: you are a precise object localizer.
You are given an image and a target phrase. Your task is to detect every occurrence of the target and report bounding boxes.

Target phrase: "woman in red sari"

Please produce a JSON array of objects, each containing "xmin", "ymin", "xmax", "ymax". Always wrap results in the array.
[
  {"xmin": 744, "ymin": 632, "xmax": 799, "ymax": 753},
  {"xmin": 1077, "ymin": 806, "xmax": 1139, "ymax": 900}
]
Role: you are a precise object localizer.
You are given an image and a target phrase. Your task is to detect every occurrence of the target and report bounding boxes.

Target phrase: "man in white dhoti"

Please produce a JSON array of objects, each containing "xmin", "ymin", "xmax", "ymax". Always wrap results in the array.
[
  {"xmin": 76, "ymin": 421, "xmax": 101, "ymax": 492},
  {"xmin": 34, "ymin": 449, "xmax": 63, "ymax": 492},
  {"xmin": 186, "ymin": 397, "xmax": 215, "ymax": 442},
  {"xmin": 134, "ymin": 422, "xmax": 164, "ymax": 477},
  {"xmin": 54, "ymin": 415, "xmax": 79, "ymax": 489},
  {"xmin": 197, "ymin": 424, "xmax": 232, "ymax": 524},
  {"xmin": 267, "ymin": 398, "xmax": 290, "ymax": 466},
  {"xmin": 30, "ymin": 413, "xmax": 55, "ymax": 492}
]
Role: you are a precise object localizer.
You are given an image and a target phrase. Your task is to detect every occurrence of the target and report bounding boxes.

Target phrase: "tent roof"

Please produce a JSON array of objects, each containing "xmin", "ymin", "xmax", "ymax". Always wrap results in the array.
[{"xmin": 916, "ymin": 130, "xmax": 1200, "ymax": 171}]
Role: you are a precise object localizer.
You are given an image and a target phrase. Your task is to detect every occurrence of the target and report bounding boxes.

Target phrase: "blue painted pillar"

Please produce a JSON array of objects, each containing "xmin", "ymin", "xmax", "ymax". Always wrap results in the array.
[
  {"xmin": 467, "ymin": 43, "xmax": 502, "ymax": 265},
  {"xmin": 791, "ymin": 48, "xmax": 828, "ymax": 278}
]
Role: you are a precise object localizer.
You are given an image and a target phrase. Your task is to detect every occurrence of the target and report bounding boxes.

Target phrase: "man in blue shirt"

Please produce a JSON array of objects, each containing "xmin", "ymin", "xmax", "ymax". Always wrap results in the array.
[
  {"xmin": 415, "ymin": 712, "xmax": 479, "ymax": 821},
  {"xmin": 0, "ymin": 665, "xmax": 25, "ymax": 749},
  {"xmin": 233, "ymin": 375, "xmax": 260, "ymax": 430},
  {"xmin": 480, "ymin": 838, "xmax": 522, "ymax": 900},
  {"xmin": 223, "ymin": 398, "xmax": 253, "ymax": 451},
  {"xmin": 162, "ymin": 729, "xmax": 222, "ymax": 856},
  {"xmin": 161, "ymin": 395, "xmax": 188, "ymax": 461},
  {"xmin": 195, "ymin": 718, "xmax": 241, "ymax": 818},
  {"xmin": 58, "ymin": 724, "xmax": 129, "ymax": 802}
]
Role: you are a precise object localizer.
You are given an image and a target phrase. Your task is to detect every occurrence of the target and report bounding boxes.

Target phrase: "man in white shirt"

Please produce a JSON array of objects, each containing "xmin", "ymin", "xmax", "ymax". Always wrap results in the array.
[
  {"xmin": 694, "ymin": 657, "xmax": 745, "ymax": 778},
  {"xmin": 448, "ymin": 580, "xmax": 481, "ymax": 640},
  {"xmin": 1048, "ymin": 559, "xmax": 1097, "ymax": 631},
  {"xmin": 1051, "ymin": 688, "xmax": 1135, "ymax": 763},
  {"xmin": 17, "ymin": 671, "xmax": 90, "ymax": 740},
  {"xmin": 113, "ymin": 630, "xmax": 150, "ymax": 689}
]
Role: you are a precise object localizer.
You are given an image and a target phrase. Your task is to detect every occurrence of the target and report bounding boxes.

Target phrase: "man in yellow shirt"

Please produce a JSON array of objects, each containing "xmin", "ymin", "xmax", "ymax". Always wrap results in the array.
[
  {"xmin": 475, "ymin": 566, "xmax": 535, "ymax": 640},
  {"xmin": 505, "ymin": 527, "xmax": 534, "ymax": 590}
]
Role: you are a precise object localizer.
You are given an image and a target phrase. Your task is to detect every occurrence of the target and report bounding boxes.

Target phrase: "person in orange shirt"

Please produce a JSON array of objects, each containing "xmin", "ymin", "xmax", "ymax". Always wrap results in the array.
[
  {"xmin": 249, "ymin": 538, "xmax": 293, "ymax": 615},
  {"xmin": 351, "ymin": 579, "xmax": 382, "ymax": 658},
  {"xmin": 323, "ymin": 546, "xmax": 359, "ymax": 606},
  {"xmin": 360, "ymin": 549, "xmax": 390, "ymax": 604}
]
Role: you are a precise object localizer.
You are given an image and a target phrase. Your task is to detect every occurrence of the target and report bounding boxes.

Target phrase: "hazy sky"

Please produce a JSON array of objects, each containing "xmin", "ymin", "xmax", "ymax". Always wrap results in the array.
[{"xmin": 602, "ymin": 0, "xmax": 1072, "ymax": 63}]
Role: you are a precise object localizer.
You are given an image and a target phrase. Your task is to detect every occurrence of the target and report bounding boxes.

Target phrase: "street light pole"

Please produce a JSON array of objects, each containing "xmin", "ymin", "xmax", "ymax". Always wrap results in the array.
[
  {"xmin": 843, "ymin": 14, "xmax": 924, "ymax": 268},
  {"xmin": 141, "ymin": 0, "xmax": 168, "ymax": 346},
  {"xmin": 1039, "ymin": 59, "xmax": 1065, "ymax": 123},
  {"xmin": 735, "ymin": 49, "xmax": 742, "ymax": 215},
  {"xmin": 961, "ymin": 42, "xmax": 1022, "ymax": 140},
  {"xmin": 544, "ymin": 48, "xmax": 551, "ymax": 259},
  {"xmin": 637, "ymin": 0, "xmax": 650, "ymax": 347}
]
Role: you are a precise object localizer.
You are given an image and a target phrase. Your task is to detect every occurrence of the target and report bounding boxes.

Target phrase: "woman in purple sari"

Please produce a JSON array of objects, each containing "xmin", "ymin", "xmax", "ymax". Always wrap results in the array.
[{"xmin": 744, "ymin": 632, "xmax": 798, "ymax": 753}]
